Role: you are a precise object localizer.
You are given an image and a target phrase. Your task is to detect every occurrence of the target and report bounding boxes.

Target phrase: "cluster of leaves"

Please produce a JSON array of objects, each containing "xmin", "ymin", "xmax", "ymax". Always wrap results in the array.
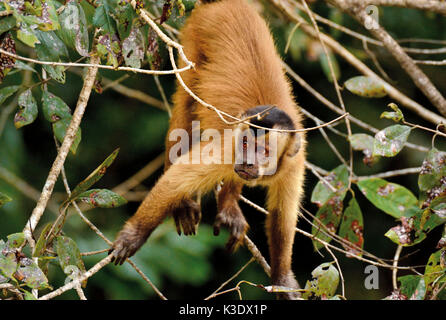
[
  {"xmin": 0, "ymin": 148, "xmax": 128, "ymax": 299},
  {"xmin": 309, "ymin": 76, "xmax": 446, "ymax": 299}
]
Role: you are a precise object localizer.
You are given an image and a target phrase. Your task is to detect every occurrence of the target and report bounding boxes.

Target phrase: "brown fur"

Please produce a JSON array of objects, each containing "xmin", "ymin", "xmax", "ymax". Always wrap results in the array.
[{"xmin": 112, "ymin": 0, "xmax": 306, "ymax": 299}]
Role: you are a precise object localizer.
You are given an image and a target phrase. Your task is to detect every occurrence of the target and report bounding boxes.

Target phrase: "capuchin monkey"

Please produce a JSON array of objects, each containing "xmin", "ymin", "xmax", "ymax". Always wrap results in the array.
[{"xmin": 111, "ymin": 0, "xmax": 306, "ymax": 299}]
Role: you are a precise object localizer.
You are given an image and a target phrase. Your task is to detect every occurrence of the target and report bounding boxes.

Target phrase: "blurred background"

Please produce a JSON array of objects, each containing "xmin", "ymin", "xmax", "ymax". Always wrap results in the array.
[{"xmin": 1, "ymin": 0, "xmax": 446, "ymax": 299}]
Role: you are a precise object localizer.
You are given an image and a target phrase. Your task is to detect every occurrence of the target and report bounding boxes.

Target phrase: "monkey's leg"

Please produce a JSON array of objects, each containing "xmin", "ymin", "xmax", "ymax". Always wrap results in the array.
[
  {"xmin": 111, "ymin": 160, "xmax": 231, "ymax": 265},
  {"xmin": 265, "ymin": 169, "xmax": 303, "ymax": 300},
  {"xmin": 214, "ymin": 180, "xmax": 248, "ymax": 252}
]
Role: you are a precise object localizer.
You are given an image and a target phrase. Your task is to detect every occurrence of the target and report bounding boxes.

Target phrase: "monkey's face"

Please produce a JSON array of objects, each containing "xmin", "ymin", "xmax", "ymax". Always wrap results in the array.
[{"xmin": 233, "ymin": 106, "xmax": 301, "ymax": 182}]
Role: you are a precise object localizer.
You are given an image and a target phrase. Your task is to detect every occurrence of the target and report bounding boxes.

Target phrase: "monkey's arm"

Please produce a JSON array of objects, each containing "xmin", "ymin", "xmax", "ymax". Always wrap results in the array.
[
  {"xmin": 111, "ymin": 156, "xmax": 231, "ymax": 265},
  {"xmin": 214, "ymin": 180, "xmax": 248, "ymax": 252}
]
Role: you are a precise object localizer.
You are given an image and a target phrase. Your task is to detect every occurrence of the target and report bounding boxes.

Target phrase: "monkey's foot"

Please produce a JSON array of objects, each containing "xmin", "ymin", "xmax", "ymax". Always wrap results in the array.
[
  {"xmin": 110, "ymin": 224, "xmax": 148, "ymax": 265},
  {"xmin": 273, "ymin": 272, "xmax": 301, "ymax": 300},
  {"xmin": 172, "ymin": 198, "xmax": 201, "ymax": 236},
  {"xmin": 213, "ymin": 203, "xmax": 249, "ymax": 253}
]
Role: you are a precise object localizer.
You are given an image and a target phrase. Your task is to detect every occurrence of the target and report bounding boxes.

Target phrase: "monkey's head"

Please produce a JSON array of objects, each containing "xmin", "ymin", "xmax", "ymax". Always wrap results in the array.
[{"xmin": 233, "ymin": 105, "xmax": 301, "ymax": 181}]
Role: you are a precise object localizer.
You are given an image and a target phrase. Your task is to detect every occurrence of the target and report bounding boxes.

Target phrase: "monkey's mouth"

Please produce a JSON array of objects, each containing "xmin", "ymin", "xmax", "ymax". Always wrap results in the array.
[{"xmin": 234, "ymin": 168, "xmax": 259, "ymax": 180}]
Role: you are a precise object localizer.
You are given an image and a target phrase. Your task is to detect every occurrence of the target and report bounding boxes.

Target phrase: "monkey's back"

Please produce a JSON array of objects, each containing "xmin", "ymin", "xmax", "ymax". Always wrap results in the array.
[{"xmin": 173, "ymin": 0, "xmax": 303, "ymax": 131}]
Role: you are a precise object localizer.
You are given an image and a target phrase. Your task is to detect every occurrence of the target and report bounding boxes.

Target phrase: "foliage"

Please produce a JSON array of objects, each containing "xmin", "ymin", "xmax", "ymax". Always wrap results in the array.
[{"xmin": 0, "ymin": 0, "xmax": 445, "ymax": 300}]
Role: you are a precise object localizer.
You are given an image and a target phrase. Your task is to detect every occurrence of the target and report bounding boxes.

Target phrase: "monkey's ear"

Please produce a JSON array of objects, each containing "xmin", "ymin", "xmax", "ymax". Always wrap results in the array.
[{"xmin": 286, "ymin": 133, "xmax": 301, "ymax": 157}]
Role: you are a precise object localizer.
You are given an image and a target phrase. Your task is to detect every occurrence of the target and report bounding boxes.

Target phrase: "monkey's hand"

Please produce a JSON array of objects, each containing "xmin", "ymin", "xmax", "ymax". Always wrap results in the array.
[
  {"xmin": 273, "ymin": 271, "xmax": 301, "ymax": 300},
  {"xmin": 110, "ymin": 223, "xmax": 149, "ymax": 265},
  {"xmin": 172, "ymin": 198, "xmax": 201, "ymax": 236},
  {"xmin": 213, "ymin": 203, "xmax": 249, "ymax": 253}
]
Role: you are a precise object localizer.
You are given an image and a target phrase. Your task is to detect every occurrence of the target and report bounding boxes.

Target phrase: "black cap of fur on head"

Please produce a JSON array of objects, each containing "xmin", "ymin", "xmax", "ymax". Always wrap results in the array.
[{"xmin": 244, "ymin": 105, "xmax": 295, "ymax": 131}]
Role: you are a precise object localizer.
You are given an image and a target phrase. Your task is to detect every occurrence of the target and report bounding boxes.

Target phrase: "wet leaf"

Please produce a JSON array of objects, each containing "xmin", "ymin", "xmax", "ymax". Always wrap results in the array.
[
  {"xmin": 373, "ymin": 125, "xmax": 411, "ymax": 157},
  {"xmin": 311, "ymin": 164, "xmax": 349, "ymax": 207},
  {"xmin": 41, "ymin": 90, "xmax": 72, "ymax": 123},
  {"xmin": 418, "ymin": 148, "xmax": 446, "ymax": 192},
  {"xmin": 57, "ymin": 0, "xmax": 89, "ymax": 56},
  {"xmin": 14, "ymin": 88, "xmax": 38, "ymax": 129},
  {"xmin": 53, "ymin": 236, "xmax": 86, "ymax": 287},
  {"xmin": 52, "ymin": 117, "xmax": 82, "ymax": 155},
  {"xmin": 380, "ymin": 103, "xmax": 404, "ymax": 123},
  {"xmin": 344, "ymin": 76, "xmax": 387, "ymax": 98},
  {"xmin": 0, "ymin": 192, "xmax": 12, "ymax": 207},
  {"xmin": 6, "ymin": 233, "xmax": 25, "ymax": 249},
  {"xmin": 303, "ymin": 262, "xmax": 339, "ymax": 299},
  {"xmin": 0, "ymin": 85, "xmax": 20, "ymax": 105},
  {"xmin": 398, "ymin": 275, "xmax": 426, "ymax": 300},
  {"xmin": 311, "ymin": 196, "xmax": 344, "ymax": 251},
  {"xmin": 357, "ymin": 178, "xmax": 418, "ymax": 218},
  {"xmin": 338, "ymin": 198, "xmax": 364, "ymax": 257},
  {"xmin": 77, "ymin": 189, "xmax": 127, "ymax": 208},
  {"xmin": 65, "ymin": 148, "xmax": 120, "ymax": 204},
  {"xmin": 18, "ymin": 257, "xmax": 50, "ymax": 290}
]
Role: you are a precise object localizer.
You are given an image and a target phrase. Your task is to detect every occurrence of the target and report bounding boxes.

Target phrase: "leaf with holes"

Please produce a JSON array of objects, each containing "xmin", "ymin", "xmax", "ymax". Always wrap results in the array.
[
  {"xmin": 303, "ymin": 262, "xmax": 339, "ymax": 299},
  {"xmin": 17, "ymin": 257, "xmax": 50, "ymax": 290},
  {"xmin": 311, "ymin": 196, "xmax": 344, "ymax": 251},
  {"xmin": 53, "ymin": 235, "xmax": 86, "ymax": 287},
  {"xmin": 424, "ymin": 250, "xmax": 446, "ymax": 291},
  {"xmin": 42, "ymin": 91, "xmax": 72, "ymax": 123},
  {"xmin": 122, "ymin": 25, "xmax": 145, "ymax": 69},
  {"xmin": 357, "ymin": 178, "xmax": 418, "ymax": 218},
  {"xmin": 14, "ymin": 89, "xmax": 38, "ymax": 129},
  {"xmin": 398, "ymin": 275, "xmax": 426, "ymax": 300},
  {"xmin": 52, "ymin": 117, "xmax": 82, "ymax": 155},
  {"xmin": 338, "ymin": 198, "xmax": 364, "ymax": 257},
  {"xmin": 344, "ymin": 76, "xmax": 387, "ymax": 98},
  {"xmin": 380, "ymin": 103, "xmax": 404, "ymax": 123},
  {"xmin": 0, "ymin": 251, "xmax": 17, "ymax": 280},
  {"xmin": 418, "ymin": 148, "xmax": 446, "ymax": 192},
  {"xmin": 65, "ymin": 148, "xmax": 120, "ymax": 204},
  {"xmin": 373, "ymin": 125, "xmax": 411, "ymax": 157},
  {"xmin": 7, "ymin": 233, "xmax": 25, "ymax": 249},
  {"xmin": 77, "ymin": 189, "xmax": 127, "ymax": 208},
  {"xmin": 311, "ymin": 164, "xmax": 349, "ymax": 207}
]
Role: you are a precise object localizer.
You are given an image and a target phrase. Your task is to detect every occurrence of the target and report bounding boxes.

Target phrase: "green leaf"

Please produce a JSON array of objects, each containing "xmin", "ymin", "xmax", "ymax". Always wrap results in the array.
[
  {"xmin": 0, "ymin": 85, "xmax": 20, "ymax": 105},
  {"xmin": 0, "ymin": 251, "xmax": 17, "ymax": 280},
  {"xmin": 357, "ymin": 178, "xmax": 418, "ymax": 218},
  {"xmin": 17, "ymin": 257, "xmax": 50, "ymax": 290},
  {"xmin": 424, "ymin": 250, "xmax": 446, "ymax": 290},
  {"xmin": 52, "ymin": 117, "xmax": 82, "ymax": 155},
  {"xmin": 373, "ymin": 125, "xmax": 411, "ymax": 157},
  {"xmin": 14, "ymin": 88, "xmax": 38, "ymax": 129},
  {"xmin": 56, "ymin": 0, "xmax": 89, "ymax": 56},
  {"xmin": 311, "ymin": 196, "xmax": 344, "ymax": 250},
  {"xmin": 0, "ymin": 15, "xmax": 17, "ymax": 34},
  {"xmin": 0, "ymin": 191, "xmax": 12, "ymax": 207},
  {"xmin": 34, "ymin": 30, "xmax": 68, "ymax": 83},
  {"xmin": 311, "ymin": 164, "xmax": 349, "ymax": 207},
  {"xmin": 319, "ymin": 51, "xmax": 340, "ymax": 83},
  {"xmin": 303, "ymin": 262, "xmax": 339, "ymax": 299},
  {"xmin": 53, "ymin": 236, "xmax": 86, "ymax": 287},
  {"xmin": 65, "ymin": 148, "xmax": 120, "ymax": 204},
  {"xmin": 17, "ymin": 22, "xmax": 40, "ymax": 47},
  {"xmin": 349, "ymin": 133, "xmax": 378, "ymax": 166},
  {"xmin": 93, "ymin": 0, "xmax": 117, "ymax": 34},
  {"xmin": 77, "ymin": 189, "xmax": 127, "ymax": 208},
  {"xmin": 344, "ymin": 76, "xmax": 387, "ymax": 98},
  {"xmin": 418, "ymin": 148, "xmax": 446, "ymax": 192},
  {"xmin": 122, "ymin": 25, "xmax": 145, "ymax": 68},
  {"xmin": 338, "ymin": 198, "xmax": 364, "ymax": 257},
  {"xmin": 7, "ymin": 233, "xmax": 25, "ymax": 249},
  {"xmin": 398, "ymin": 275, "xmax": 426, "ymax": 300},
  {"xmin": 33, "ymin": 223, "xmax": 54, "ymax": 258},
  {"xmin": 380, "ymin": 103, "xmax": 404, "ymax": 123},
  {"xmin": 41, "ymin": 90, "xmax": 72, "ymax": 122}
]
